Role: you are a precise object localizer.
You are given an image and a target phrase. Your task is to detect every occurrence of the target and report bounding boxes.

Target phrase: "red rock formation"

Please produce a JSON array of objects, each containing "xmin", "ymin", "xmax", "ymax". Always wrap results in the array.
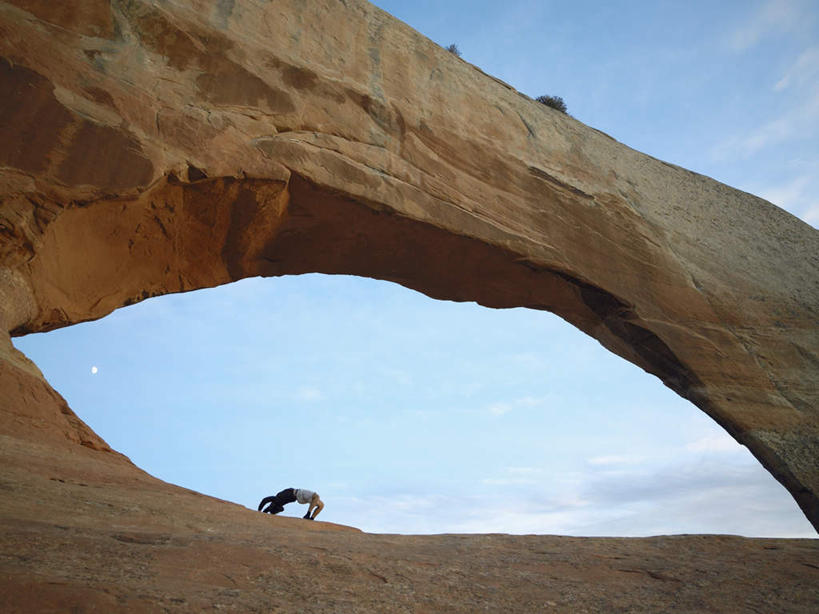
[{"xmin": 0, "ymin": 1, "xmax": 817, "ymax": 607}]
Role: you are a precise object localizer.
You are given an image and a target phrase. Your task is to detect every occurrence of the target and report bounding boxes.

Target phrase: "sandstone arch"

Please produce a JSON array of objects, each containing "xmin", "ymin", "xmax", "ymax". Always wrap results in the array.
[{"xmin": 0, "ymin": 0, "xmax": 817, "ymax": 532}]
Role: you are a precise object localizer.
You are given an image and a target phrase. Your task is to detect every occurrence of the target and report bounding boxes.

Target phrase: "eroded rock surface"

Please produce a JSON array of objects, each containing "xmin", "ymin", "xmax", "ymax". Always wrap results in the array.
[{"xmin": 0, "ymin": 0, "xmax": 817, "ymax": 608}]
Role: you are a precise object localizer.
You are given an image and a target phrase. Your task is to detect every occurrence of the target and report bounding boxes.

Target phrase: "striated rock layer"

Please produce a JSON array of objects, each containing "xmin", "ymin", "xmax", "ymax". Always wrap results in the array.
[{"xmin": 0, "ymin": 0, "xmax": 817, "ymax": 607}]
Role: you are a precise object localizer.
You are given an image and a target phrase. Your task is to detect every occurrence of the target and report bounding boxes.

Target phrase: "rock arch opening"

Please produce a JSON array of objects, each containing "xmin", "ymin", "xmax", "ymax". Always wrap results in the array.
[{"xmin": 13, "ymin": 273, "xmax": 813, "ymax": 535}]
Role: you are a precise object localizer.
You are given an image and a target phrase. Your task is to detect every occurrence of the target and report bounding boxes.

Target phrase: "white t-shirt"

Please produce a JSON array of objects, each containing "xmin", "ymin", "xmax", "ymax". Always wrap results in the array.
[{"xmin": 294, "ymin": 489, "xmax": 315, "ymax": 504}]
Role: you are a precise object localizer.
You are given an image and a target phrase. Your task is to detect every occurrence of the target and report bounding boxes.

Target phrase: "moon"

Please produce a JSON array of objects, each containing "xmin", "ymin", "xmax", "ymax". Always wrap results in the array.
[{"xmin": 91, "ymin": 366, "xmax": 98, "ymax": 375}]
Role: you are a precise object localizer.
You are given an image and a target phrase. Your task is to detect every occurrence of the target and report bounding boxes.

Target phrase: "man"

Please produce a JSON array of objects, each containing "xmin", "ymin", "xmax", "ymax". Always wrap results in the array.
[{"xmin": 258, "ymin": 488, "xmax": 324, "ymax": 520}]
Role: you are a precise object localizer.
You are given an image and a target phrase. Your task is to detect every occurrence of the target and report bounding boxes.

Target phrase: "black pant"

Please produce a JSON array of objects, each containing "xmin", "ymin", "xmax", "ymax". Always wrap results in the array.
[{"xmin": 258, "ymin": 488, "xmax": 296, "ymax": 514}]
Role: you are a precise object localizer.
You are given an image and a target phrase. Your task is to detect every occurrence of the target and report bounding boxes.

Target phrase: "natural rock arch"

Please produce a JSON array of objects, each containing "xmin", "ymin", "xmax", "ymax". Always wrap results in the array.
[{"xmin": 0, "ymin": 0, "xmax": 817, "ymax": 531}]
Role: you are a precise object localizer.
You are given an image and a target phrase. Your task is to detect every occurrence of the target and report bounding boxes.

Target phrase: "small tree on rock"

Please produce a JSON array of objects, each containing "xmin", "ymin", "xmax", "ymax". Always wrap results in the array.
[
  {"xmin": 446, "ymin": 44, "xmax": 462, "ymax": 57},
  {"xmin": 536, "ymin": 95, "xmax": 568, "ymax": 114}
]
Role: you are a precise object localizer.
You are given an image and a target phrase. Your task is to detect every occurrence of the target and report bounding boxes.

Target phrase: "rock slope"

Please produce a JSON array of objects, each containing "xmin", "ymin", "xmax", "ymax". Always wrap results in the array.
[{"xmin": 1, "ymin": 430, "xmax": 817, "ymax": 612}]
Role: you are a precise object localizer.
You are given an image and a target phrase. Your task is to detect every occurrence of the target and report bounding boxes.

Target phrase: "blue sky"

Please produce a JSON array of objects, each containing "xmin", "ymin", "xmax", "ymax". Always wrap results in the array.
[{"xmin": 13, "ymin": 0, "xmax": 818, "ymax": 536}]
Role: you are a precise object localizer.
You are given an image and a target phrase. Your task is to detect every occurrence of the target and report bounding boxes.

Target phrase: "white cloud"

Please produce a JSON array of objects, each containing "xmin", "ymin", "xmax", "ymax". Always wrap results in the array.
[
  {"xmin": 710, "ymin": 76, "xmax": 819, "ymax": 170},
  {"xmin": 760, "ymin": 174, "xmax": 812, "ymax": 205},
  {"xmin": 685, "ymin": 432, "xmax": 744, "ymax": 453},
  {"xmin": 339, "ymin": 462, "xmax": 815, "ymax": 536},
  {"xmin": 713, "ymin": 89, "xmax": 819, "ymax": 159},
  {"xmin": 587, "ymin": 455, "xmax": 644, "ymax": 467},
  {"xmin": 507, "ymin": 466, "xmax": 540, "ymax": 475},
  {"xmin": 775, "ymin": 46, "xmax": 819, "ymax": 91},
  {"xmin": 294, "ymin": 386, "xmax": 323, "ymax": 401},
  {"xmin": 729, "ymin": 0, "xmax": 810, "ymax": 52},
  {"xmin": 488, "ymin": 402, "xmax": 513, "ymax": 416},
  {"xmin": 481, "ymin": 467, "xmax": 543, "ymax": 486},
  {"xmin": 758, "ymin": 171, "xmax": 819, "ymax": 227},
  {"xmin": 482, "ymin": 476, "xmax": 538, "ymax": 486},
  {"xmin": 448, "ymin": 506, "xmax": 598, "ymax": 535},
  {"xmin": 575, "ymin": 458, "xmax": 816, "ymax": 537},
  {"xmin": 715, "ymin": 36, "xmax": 819, "ymax": 163},
  {"xmin": 306, "ymin": 445, "xmax": 817, "ymax": 537},
  {"xmin": 487, "ymin": 396, "xmax": 544, "ymax": 416},
  {"xmin": 739, "ymin": 46, "xmax": 819, "ymax": 227},
  {"xmin": 482, "ymin": 466, "xmax": 543, "ymax": 485},
  {"xmin": 802, "ymin": 201, "xmax": 819, "ymax": 226},
  {"xmin": 553, "ymin": 494, "xmax": 591, "ymax": 509},
  {"xmin": 717, "ymin": 5, "xmax": 819, "ymax": 178}
]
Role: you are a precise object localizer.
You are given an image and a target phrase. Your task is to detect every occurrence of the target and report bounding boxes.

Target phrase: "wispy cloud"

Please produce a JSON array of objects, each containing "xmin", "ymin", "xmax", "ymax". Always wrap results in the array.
[
  {"xmin": 482, "ymin": 466, "xmax": 543, "ymax": 486},
  {"xmin": 760, "ymin": 174, "xmax": 813, "ymax": 204},
  {"xmin": 802, "ymin": 202, "xmax": 819, "ymax": 227},
  {"xmin": 482, "ymin": 477, "xmax": 538, "ymax": 485},
  {"xmin": 338, "ymin": 458, "xmax": 815, "ymax": 536},
  {"xmin": 329, "ymin": 439, "xmax": 816, "ymax": 537},
  {"xmin": 487, "ymin": 396, "xmax": 544, "ymax": 416},
  {"xmin": 728, "ymin": 0, "xmax": 811, "ymax": 51},
  {"xmin": 712, "ymin": 90, "xmax": 819, "ymax": 159},
  {"xmin": 758, "ymin": 171, "xmax": 819, "ymax": 227},
  {"xmin": 488, "ymin": 403, "xmax": 513, "ymax": 416},
  {"xmin": 711, "ymin": 39, "xmax": 819, "ymax": 193},
  {"xmin": 587, "ymin": 455, "xmax": 645, "ymax": 467},
  {"xmin": 734, "ymin": 43, "xmax": 819, "ymax": 227},
  {"xmin": 294, "ymin": 386, "xmax": 323, "ymax": 401},
  {"xmin": 775, "ymin": 46, "xmax": 819, "ymax": 91},
  {"xmin": 685, "ymin": 432, "xmax": 745, "ymax": 453}
]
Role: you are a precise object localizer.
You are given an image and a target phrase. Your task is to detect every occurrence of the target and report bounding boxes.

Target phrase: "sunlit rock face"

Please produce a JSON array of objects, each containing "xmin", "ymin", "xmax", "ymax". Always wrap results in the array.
[{"xmin": 0, "ymin": 0, "xmax": 817, "ymax": 549}]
